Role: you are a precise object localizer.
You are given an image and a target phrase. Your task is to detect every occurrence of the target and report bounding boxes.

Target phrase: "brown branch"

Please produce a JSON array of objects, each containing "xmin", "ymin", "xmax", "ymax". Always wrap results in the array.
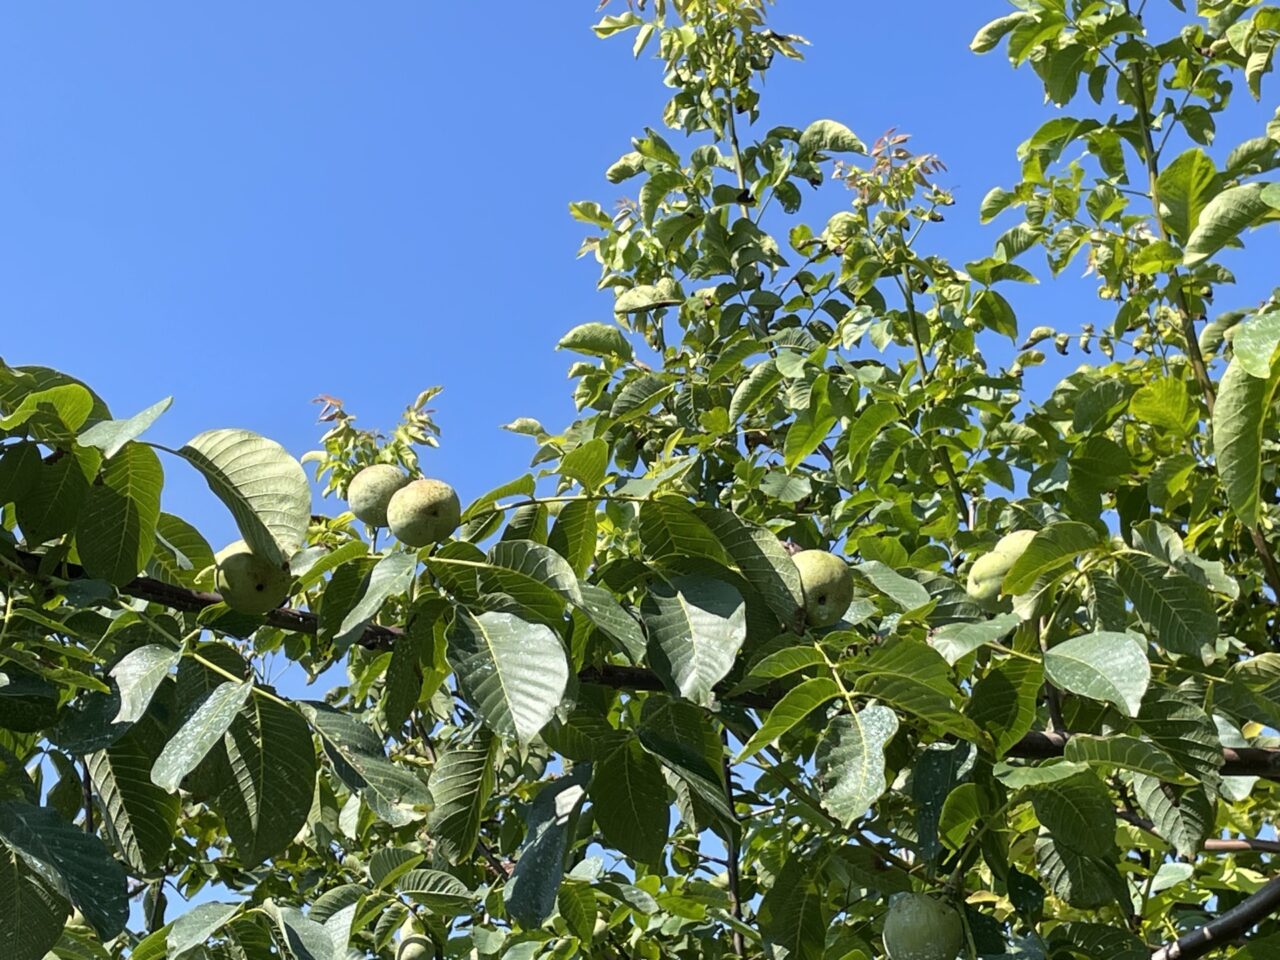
[
  {"xmin": 1151, "ymin": 875, "xmax": 1280, "ymax": 960},
  {"xmin": 1117, "ymin": 810, "xmax": 1280, "ymax": 855},
  {"xmin": 12, "ymin": 549, "xmax": 1280, "ymax": 780}
]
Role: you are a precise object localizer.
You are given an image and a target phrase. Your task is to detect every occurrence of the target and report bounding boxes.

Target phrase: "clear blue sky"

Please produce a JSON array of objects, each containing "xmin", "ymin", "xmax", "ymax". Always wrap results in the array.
[{"xmin": 2, "ymin": 1, "xmax": 1275, "ymax": 542}]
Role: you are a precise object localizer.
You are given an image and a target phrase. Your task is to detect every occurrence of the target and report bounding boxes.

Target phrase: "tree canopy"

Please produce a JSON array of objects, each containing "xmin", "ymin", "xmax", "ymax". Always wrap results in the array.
[{"xmin": 3, "ymin": 1, "xmax": 1280, "ymax": 958}]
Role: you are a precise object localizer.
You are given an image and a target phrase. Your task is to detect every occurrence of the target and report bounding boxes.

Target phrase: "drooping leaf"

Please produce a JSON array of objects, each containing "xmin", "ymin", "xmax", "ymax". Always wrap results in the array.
[
  {"xmin": 109, "ymin": 645, "xmax": 179, "ymax": 725},
  {"xmin": 1114, "ymin": 551, "xmax": 1218, "ymax": 656},
  {"xmin": 814, "ymin": 706, "xmax": 899, "ymax": 826},
  {"xmin": 427, "ymin": 732, "xmax": 498, "ymax": 864},
  {"xmin": 505, "ymin": 766, "xmax": 590, "ymax": 927},
  {"xmin": 642, "ymin": 575, "xmax": 747, "ymax": 705},
  {"xmin": 188, "ymin": 694, "xmax": 317, "ymax": 865},
  {"xmin": 966, "ymin": 657, "xmax": 1043, "ymax": 757},
  {"xmin": 1213, "ymin": 357, "xmax": 1280, "ymax": 527},
  {"xmin": 1184, "ymin": 182, "xmax": 1273, "ymax": 264},
  {"xmin": 757, "ymin": 851, "xmax": 829, "ymax": 960},
  {"xmin": 178, "ymin": 428, "xmax": 311, "ymax": 565},
  {"xmin": 448, "ymin": 611, "xmax": 569, "ymax": 743},
  {"xmin": 151, "ymin": 680, "xmax": 253, "ymax": 793},
  {"xmin": 589, "ymin": 738, "xmax": 669, "ymax": 864},
  {"xmin": 0, "ymin": 801, "xmax": 128, "ymax": 940},
  {"xmin": 87, "ymin": 706, "xmax": 179, "ymax": 873}
]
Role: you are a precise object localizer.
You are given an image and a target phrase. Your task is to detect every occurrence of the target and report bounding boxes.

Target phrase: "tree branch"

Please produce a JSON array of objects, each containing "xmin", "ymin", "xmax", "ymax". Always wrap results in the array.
[
  {"xmin": 11, "ymin": 549, "xmax": 1280, "ymax": 779},
  {"xmin": 1117, "ymin": 810, "xmax": 1280, "ymax": 855},
  {"xmin": 1151, "ymin": 875, "xmax": 1280, "ymax": 959}
]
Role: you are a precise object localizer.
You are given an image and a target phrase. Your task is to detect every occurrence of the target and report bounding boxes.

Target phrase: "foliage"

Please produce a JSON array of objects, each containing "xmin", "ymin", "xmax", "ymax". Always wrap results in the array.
[{"xmin": 3, "ymin": 1, "xmax": 1280, "ymax": 958}]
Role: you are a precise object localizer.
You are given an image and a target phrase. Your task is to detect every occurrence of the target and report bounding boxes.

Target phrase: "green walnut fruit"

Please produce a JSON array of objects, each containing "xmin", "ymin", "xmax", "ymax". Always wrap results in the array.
[
  {"xmin": 215, "ymin": 540, "xmax": 292, "ymax": 615},
  {"xmin": 386, "ymin": 478, "xmax": 461, "ymax": 547},
  {"xmin": 965, "ymin": 528, "xmax": 1037, "ymax": 602},
  {"xmin": 346, "ymin": 463, "xmax": 410, "ymax": 527},
  {"xmin": 794, "ymin": 549, "xmax": 854, "ymax": 628},
  {"xmin": 882, "ymin": 893, "xmax": 964, "ymax": 960},
  {"xmin": 397, "ymin": 921, "xmax": 432, "ymax": 960}
]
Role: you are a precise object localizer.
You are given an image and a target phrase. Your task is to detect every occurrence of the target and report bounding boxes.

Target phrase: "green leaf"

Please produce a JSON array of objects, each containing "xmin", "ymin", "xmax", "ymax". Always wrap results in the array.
[
  {"xmin": 1213, "ymin": 356, "xmax": 1280, "ymax": 527},
  {"xmin": 590, "ymin": 738, "xmax": 668, "ymax": 863},
  {"xmin": 1046, "ymin": 923, "xmax": 1147, "ymax": 960},
  {"xmin": 556, "ymin": 323, "xmax": 632, "ymax": 361},
  {"xmin": 1034, "ymin": 835, "xmax": 1126, "ymax": 910},
  {"xmin": 74, "ymin": 441, "xmax": 163, "ymax": 585},
  {"xmin": 109, "ymin": 645, "xmax": 179, "ymax": 725},
  {"xmin": 1002, "ymin": 521, "xmax": 1099, "ymax": 595},
  {"xmin": 639, "ymin": 500, "xmax": 728, "ymax": 565},
  {"xmin": 854, "ymin": 561, "xmax": 930, "ymax": 611},
  {"xmin": 0, "ymin": 843, "xmax": 66, "ymax": 960},
  {"xmin": 263, "ymin": 900, "xmax": 337, "ymax": 960},
  {"xmin": 736, "ymin": 677, "xmax": 840, "ymax": 762},
  {"xmin": 335, "ymin": 552, "xmax": 416, "ymax": 648},
  {"xmin": 966, "ymin": 657, "xmax": 1043, "ymax": 757},
  {"xmin": 852, "ymin": 639, "xmax": 978, "ymax": 740},
  {"xmin": 151, "ymin": 680, "xmax": 252, "ymax": 792},
  {"xmin": 1184, "ymin": 182, "xmax": 1274, "ymax": 265},
  {"xmin": 1031, "ymin": 771, "xmax": 1116, "ymax": 859},
  {"xmin": 641, "ymin": 575, "xmax": 747, "ymax": 705},
  {"xmin": 694, "ymin": 507, "xmax": 805, "ymax": 631},
  {"xmin": 614, "ymin": 280, "xmax": 683, "ymax": 315},
  {"xmin": 427, "ymin": 732, "xmax": 497, "ymax": 864},
  {"xmin": 548, "ymin": 499, "xmax": 598, "ymax": 577},
  {"xmin": 149, "ymin": 512, "xmax": 215, "ymax": 588},
  {"xmin": 168, "ymin": 902, "xmax": 240, "ymax": 957},
  {"xmin": 783, "ymin": 375, "xmax": 837, "ymax": 470},
  {"xmin": 1114, "ymin": 551, "xmax": 1218, "ymax": 656},
  {"xmin": 560, "ymin": 439, "xmax": 609, "ymax": 492},
  {"xmin": 757, "ymin": 851, "xmax": 829, "ymax": 960},
  {"xmin": 505, "ymin": 767, "xmax": 590, "ymax": 927},
  {"xmin": 939, "ymin": 783, "xmax": 982, "ymax": 850},
  {"xmin": 77, "ymin": 397, "xmax": 172, "ymax": 460},
  {"xmin": 728, "ymin": 359, "xmax": 781, "ymax": 422},
  {"xmin": 1132, "ymin": 774, "xmax": 1213, "ymax": 857},
  {"xmin": 304, "ymin": 703, "xmax": 431, "ymax": 822},
  {"xmin": 0, "ymin": 800, "xmax": 128, "ymax": 940},
  {"xmin": 396, "ymin": 870, "xmax": 474, "ymax": 914},
  {"xmin": 481, "ymin": 538, "xmax": 583, "ymax": 624},
  {"xmin": 1043, "ymin": 632, "xmax": 1149, "ymax": 717},
  {"xmin": 1135, "ymin": 689, "xmax": 1225, "ymax": 784},
  {"xmin": 0, "ymin": 384, "xmax": 94, "ymax": 439},
  {"xmin": 179, "ymin": 428, "xmax": 311, "ymax": 564},
  {"xmin": 1232, "ymin": 308, "xmax": 1280, "ymax": 378},
  {"xmin": 1130, "ymin": 376, "xmax": 1192, "ymax": 433},
  {"xmin": 1157, "ymin": 148, "xmax": 1219, "ymax": 242},
  {"xmin": 637, "ymin": 696, "xmax": 734, "ymax": 833},
  {"xmin": 799, "ymin": 119, "xmax": 865, "ymax": 155},
  {"xmin": 557, "ymin": 882, "xmax": 598, "ymax": 945},
  {"xmin": 744, "ymin": 646, "xmax": 825, "ymax": 682},
  {"xmin": 611, "ymin": 373, "xmax": 673, "ymax": 422},
  {"xmin": 971, "ymin": 12, "xmax": 1032, "ymax": 53},
  {"xmin": 448, "ymin": 610, "xmax": 569, "ymax": 742},
  {"xmin": 1062, "ymin": 734, "xmax": 1190, "ymax": 783},
  {"xmin": 188, "ymin": 695, "xmax": 317, "ymax": 864},
  {"xmin": 87, "ymin": 706, "xmax": 179, "ymax": 874},
  {"xmin": 815, "ymin": 706, "xmax": 899, "ymax": 826},
  {"xmin": 368, "ymin": 847, "xmax": 423, "ymax": 889},
  {"xmin": 15, "ymin": 449, "xmax": 95, "ymax": 544},
  {"xmin": 995, "ymin": 760, "xmax": 1090, "ymax": 789},
  {"xmin": 929, "ymin": 613, "xmax": 1020, "ymax": 666},
  {"xmin": 574, "ymin": 583, "xmax": 646, "ymax": 663}
]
